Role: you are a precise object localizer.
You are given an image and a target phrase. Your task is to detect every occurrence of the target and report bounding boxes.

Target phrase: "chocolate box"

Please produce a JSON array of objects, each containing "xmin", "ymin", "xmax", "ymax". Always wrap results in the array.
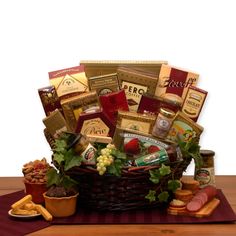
[
  {"xmin": 76, "ymin": 109, "xmax": 115, "ymax": 137},
  {"xmin": 138, "ymin": 93, "xmax": 181, "ymax": 115},
  {"xmin": 155, "ymin": 64, "xmax": 199, "ymax": 101},
  {"xmin": 49, "ymin": 65, "xmax": 89, "ymax": 99}
]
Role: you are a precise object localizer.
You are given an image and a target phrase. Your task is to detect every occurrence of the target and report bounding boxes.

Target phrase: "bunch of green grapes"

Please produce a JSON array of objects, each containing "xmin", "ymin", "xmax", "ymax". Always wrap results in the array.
[{"xmin": 96, "ymin": 144, "xmax": 115, "ymax": 175}]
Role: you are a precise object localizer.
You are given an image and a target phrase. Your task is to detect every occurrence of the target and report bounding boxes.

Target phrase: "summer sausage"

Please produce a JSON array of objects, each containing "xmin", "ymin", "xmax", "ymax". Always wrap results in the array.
[{"xmin": 186, "ymin": 185, "xmax": 217, "ymax": 212}]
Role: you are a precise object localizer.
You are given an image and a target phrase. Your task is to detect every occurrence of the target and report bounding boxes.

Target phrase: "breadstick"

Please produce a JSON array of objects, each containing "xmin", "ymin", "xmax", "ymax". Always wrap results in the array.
[
  {"xmin": 11, "ymin": 194, "xmax": 32, "ymax": 210},
  {"xmin": 12, "ymin": 208, "xmax": 38, "ymax": 215},
  {"xmin": 36, "ymin": 204, "xmax": 53, "ymax": 221}
]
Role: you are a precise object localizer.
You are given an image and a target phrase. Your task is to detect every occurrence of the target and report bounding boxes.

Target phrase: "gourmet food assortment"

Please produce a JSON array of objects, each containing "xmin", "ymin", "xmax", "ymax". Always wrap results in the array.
[{"xmin": 10, "ymin": 61, "xmax": 219, "ymax": 221}]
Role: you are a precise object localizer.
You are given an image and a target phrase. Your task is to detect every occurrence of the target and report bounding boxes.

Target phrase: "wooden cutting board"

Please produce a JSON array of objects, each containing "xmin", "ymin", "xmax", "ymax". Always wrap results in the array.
[{"xmin": 168, "ymin": 198, "xmax": 220, "ymax": 218}]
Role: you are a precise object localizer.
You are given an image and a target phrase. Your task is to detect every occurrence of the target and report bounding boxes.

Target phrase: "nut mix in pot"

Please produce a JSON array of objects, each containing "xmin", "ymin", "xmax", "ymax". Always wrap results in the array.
[{"xmin": 22, "ymin": 158, "xmax": 50, "ymax": 184}]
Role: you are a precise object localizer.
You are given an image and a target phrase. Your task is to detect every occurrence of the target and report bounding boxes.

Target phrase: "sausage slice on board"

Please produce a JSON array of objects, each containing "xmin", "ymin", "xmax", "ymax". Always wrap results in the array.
[{"xmin": 186, "ymin": 185, "xmax": 217, "ymax": 212}]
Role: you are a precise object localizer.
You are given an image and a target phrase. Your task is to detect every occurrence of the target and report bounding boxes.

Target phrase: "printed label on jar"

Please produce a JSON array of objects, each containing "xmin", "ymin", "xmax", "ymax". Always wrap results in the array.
[
  {"xmin": 81, "ymin": 143, "xmax": 96, "ymax": 164},
  {"xmin": 195, "ymin": 167, "xmax": 216, "ymax": 187},
  {"xmin": 156, "ymin": 116, "xmax": 171, "ymax": 131}
]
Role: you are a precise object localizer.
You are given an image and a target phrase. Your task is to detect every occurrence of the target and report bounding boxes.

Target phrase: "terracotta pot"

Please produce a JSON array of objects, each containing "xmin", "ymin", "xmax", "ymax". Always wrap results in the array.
[
  {"xmin": 43, "ymin": 192, "xmax": 79, "ymax": 217},
  {"xmin": 24, "ymin": 181, "xmax": 47, "ymax": 204}
]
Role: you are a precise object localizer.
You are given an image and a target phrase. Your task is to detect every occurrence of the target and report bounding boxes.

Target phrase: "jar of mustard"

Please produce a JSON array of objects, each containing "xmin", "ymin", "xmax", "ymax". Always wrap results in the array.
[{"xmin": 194, "ymin": 150, "xmax": 216, "ymax": 188}]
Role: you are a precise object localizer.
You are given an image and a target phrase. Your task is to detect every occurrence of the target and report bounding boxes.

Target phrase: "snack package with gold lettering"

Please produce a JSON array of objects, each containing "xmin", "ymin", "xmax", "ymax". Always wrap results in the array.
[
  {"xmin": 181, "ymin": 86, "xmax": 208, "ymax": 122},
  {"xmin": 76, "ymin": 108, "xmax": 115, "ymax": 137},
  {"xmin": 155, "ymin": 64, "xmax": 199, "ymax": 101},
  {"xmin": 117, "ymin": 110, "xmax": 156, "ymax": 135},
  {"xmin": 88, "ymin": 73, "xmax": 120, "ymax": 96},
  {"xmin": 49, "ymin": 65, "xmax": 89, "ymax": 99},
  {"xmin": 167, "ymin": 111, "xmax": 203, "ymax": 143},
  {"xmin": 61, "ymin": 91, "xmax": 99, "ymax": 131},
  {"xmin": 117, "ymin": 67, "xmax": 158, "ymax": 111},
  {"xmin": 43, "ymin": 109, "xmax": 71, "ymax": 138}
]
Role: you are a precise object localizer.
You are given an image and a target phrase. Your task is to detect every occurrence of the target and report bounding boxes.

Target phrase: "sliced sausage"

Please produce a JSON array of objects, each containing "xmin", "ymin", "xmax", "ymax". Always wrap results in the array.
[
  {"xmin": 186, "ymin": 185, "xmax": 217, "ymax": 212},
  {"xmin": 186, "ymin": 199, "xmax": 203, "ymax": 212}
]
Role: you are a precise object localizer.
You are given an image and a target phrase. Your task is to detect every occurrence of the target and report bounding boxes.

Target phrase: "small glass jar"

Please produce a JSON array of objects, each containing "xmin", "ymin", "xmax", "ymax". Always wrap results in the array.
[
  {"xmin": 68, "ymin": 133, "xmax": 96, "ymax": 164},
  {"xmin": 194, "ymin": 150, "xmax": 216, "ymax": 188},
  {"xmin": 152, "ymin": 108, "xmax": 175, "ymax": 139}
]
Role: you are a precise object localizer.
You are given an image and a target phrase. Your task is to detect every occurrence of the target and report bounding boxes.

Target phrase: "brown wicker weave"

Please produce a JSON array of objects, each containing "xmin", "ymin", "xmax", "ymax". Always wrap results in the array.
[
  {"xmin": 44, "ymin": 129, "xmax": 192, "ymax": 211},
  {"xmin": 67, "ymin": 159, "xmax": 191, "ymax": 211}
]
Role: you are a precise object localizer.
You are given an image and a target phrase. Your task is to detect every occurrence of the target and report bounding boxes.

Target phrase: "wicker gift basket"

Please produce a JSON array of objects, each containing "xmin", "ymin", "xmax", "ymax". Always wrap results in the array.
[
  {"xmin": 44, "ymin": 129, "xmax": 196, "ymax": 211},
  {"xmin": 42, "ymin": 61, "xmax": 203, "ymax": 211}
]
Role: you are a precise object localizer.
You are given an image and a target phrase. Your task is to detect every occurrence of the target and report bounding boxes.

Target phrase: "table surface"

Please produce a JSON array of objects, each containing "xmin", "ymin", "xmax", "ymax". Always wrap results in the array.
[{"xmin": 1, "ymin": 176, "xmax": 236, "ymax": 236}]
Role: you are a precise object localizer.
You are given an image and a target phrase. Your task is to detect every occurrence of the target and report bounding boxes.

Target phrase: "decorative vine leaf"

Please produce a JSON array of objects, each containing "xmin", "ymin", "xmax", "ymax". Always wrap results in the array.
[
  {"xmin": 53, "ymin": 139, "xmax": 67, "ymax": 153},
  {"xmin": 157, "ymin": 191, "xmax": 169, "ymax": 202},
  {"xmin": 107, "ymin": 159, "xmax": 123, "ymax": 176},
  {"xmin": 145, "ymin": 190, "xmax": 156, "ymax": 202},
  {"xmin": 53, "ymin": 153, "xmax": 65, "ymax": 165},
  {"xmin": 64, "ymin": 153, "xmax": 82, "ymax": 171},
  {"xmin": 149, "ymin": 169, "xmax": 161, "ymax": 184},
  {"xmin": 46, "ymin": 168, "xmax": 60, "ymax": 187},
  {"xmin": 159, "ymin": 164, "xmax": 171, "ymax": 176},
  {"xmin": 106, "ymin": 149, "xmax": 127, "ymax": 176},
  {"xmin": 168, "ymin": 180, "xmax": 181, "ymax": 192},
  {"xmin": 111, "ymin": 149, "xmax": 127, "ymax": 160},
  {"xmin": 178, "ymin": 137, "xmax": 202, "ymax": 168},
  {"xmin": 61, "ymin": 175, "xmax": 79, "ymax": 190}
]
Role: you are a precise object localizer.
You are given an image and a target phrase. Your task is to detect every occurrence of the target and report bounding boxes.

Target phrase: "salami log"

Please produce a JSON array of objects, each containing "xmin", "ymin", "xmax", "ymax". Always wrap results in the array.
[{"xmin": 186, "ymin": 185, "xmax": 217, "ymax": 212}]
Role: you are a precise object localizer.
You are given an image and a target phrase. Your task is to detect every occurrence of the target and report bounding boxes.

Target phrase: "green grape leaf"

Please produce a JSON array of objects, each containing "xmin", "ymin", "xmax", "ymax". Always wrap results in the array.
[
  {"xmin": 107, "ymin": 159, "xmax": 123, "ymax": 177},
  {"xmin": 168, "ymin": 180, "xmax": 181, "ymax": 192},
  {"xmin": 149, "ymin": 169, "xmax": 161, "ymax": 184},
  {"xmin": 111, "ymin": 149, "xmax": 127, "ymax": 160},
  {"xmin": 46, "ymin": 168, "xmax": 60, "ymax": 187},
  {"xmin": 145, "ymin": 190, "xmax": 156, "ymax": 202},
  {"xmin": 177, "ymin": 137, "xmax": 202, "ymax": 168},
  {"xmin": 64, "ymin": 152, "xmax": 82, "ymax": 171},
  {"xmin": 157, "ymin": 191, "xmax": 169, "ymax": 202},
  {"xmin": 149, "ymin": 176, "xmax": 160, "ymax": 184},
  {"xmin": 53, "ymin": 139, "xmax": 67, "ymax": 153},
  {"xmin": 53, "ymin": 153, "xmax": 65, "ymax": 165},
  {"xmin": 159, "ymin": 164, "xmax": 171, "ymax": 176},
  {"xmin": 61, "ymin": 175, "xmax": 79, "ymax": 189}
]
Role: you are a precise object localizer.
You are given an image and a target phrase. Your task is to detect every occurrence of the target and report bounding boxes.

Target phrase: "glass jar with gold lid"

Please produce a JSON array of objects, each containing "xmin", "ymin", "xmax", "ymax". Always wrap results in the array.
[
  {"xmin": 194, "ymin": 150, "xmax": 216, "ymax": 188},
  {"xmin": 152, "ymin": 108, "xmax": 176, "ymax": 139}
]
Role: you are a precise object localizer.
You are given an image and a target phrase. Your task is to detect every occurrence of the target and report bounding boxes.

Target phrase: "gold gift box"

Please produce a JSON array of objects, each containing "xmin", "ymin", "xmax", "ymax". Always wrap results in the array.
[
  {"xmin": 80, "ymin": 60, "xmax": 167, "ymax": 78},
  {"xmin": 117, "ymin": 110, "xmax": 156, "ymax": 135},
  {"xmin": 88, "ymin": 73, "xmax": 119, "ymax": 96},
  {"xmin": 60, "ymin": 91, "xmax": 99, "ymax": 131}
]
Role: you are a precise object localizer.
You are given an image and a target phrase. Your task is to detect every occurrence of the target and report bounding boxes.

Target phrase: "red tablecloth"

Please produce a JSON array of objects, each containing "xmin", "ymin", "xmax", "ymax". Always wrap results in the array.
[{"xmin": 1, "ymin": 189, "xmax": 235, "ymax": 236}]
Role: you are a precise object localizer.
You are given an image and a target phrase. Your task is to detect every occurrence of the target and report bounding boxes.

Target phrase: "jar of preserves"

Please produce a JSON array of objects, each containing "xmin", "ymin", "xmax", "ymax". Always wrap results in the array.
[
  {"xmin": 152, "ymin": 108, "xmax": 175, "ymax": 139},
  {"xmin": 194, "ymin": 150, "xmax": 216, "ymax": 188}
]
